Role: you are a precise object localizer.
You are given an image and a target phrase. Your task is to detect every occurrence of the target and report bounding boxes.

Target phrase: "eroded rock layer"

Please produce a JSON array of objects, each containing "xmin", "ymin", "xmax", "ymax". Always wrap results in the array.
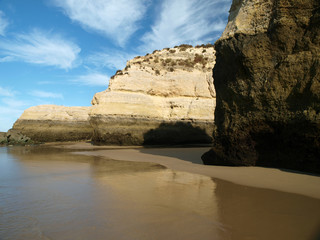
[
  {"xmin": 13, "ymin": 105, "xmax": 93, "ymax": 142},
  {"xmin": 90, "ymin": 45, "xmax": 216, "ymax": 145},
  {"xmin": 202, "ymin": 0, "xmax": 320, "ymax": 173}
]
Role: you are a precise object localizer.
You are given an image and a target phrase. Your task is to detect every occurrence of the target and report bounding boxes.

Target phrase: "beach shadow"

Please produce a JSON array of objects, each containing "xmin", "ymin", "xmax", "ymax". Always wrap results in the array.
[
  {"xmin": 139, "ymin": 147, "xmax": 210, "ymax": 164},
  {"xmin": 143, "ymin": 121, "xmax": 212, "ymax": 145},
  {"xmin": 278, "ymin": 168, "xmax": 320, "ymax": 177}
]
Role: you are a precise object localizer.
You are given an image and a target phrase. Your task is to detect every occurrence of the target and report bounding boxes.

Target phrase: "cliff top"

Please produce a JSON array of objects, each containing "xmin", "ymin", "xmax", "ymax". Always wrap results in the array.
[
  {"xmin": 110, "ymin": 43, "xmax": 215, "ymax": 81},
  {"xmin": 221, "ymin": 0, "xmax": 273, "ymax": 39},
  {"xmin": 16, "ymin": 105, "xmax": 91, "ymax": 121},
  {"xmin": 91, "ymin": 44, "xmax": 216, "ymax": 104}
]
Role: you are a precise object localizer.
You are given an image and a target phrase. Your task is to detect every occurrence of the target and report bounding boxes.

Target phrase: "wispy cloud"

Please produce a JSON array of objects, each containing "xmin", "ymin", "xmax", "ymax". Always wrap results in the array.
[
  {"xmin": 0, "ymin": 56, "xmax": 14, "ymax": 62},
  {"xmin": 51, "ymin": 0, "xmax": 149, "ymax": 46},
  {"xmin": 37, "ymin": 81, "xmax": 56, "ymax": 85},
  {"xmin": 1, "ymin": 97, "xmax": 29, "ymax": 108},
  {"xmin": 0, "ymin": 97, "xmax": 29, "ymax": 131},
  {"xmin": 71, "ymin": 73, "xmax": 109, "ymax": 86},
  {"xmin": 0, "ymin": 29, "xmax": 81, "ymax": 69},
  {"xmin": 0, "ymin": 86, "xmax": 16, "ymax": 97},
  {"xmin": 87, "ymin": 50, "xmax": 136, "ymax": 70},
  {"xmin": 0, "ymin": 106, "xmax": 24, "ymax": 131},
  {"xmin": 141, "ymin": 0, "xmax": 231, "ymax": 52},
  {"xmin": 29, "ymin": 90, "xmax": 64, "ymax": 99},
  {"xmin": 0, "ymin": 10, "xmax": 9, "ymax": 36}
]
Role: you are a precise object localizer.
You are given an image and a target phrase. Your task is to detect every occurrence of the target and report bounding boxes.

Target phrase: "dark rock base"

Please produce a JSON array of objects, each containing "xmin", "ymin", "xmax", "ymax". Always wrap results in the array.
[
  {"xmin": 0, "ymin": 129, "xmax": 34, "ymax": 145},
  {"xmin": 13, "ymin": 120, "xmax": 93, "ymax": 142},
  {"xmin": 90, "ymin": 116, "xmax": 213, "ymax": 145}
]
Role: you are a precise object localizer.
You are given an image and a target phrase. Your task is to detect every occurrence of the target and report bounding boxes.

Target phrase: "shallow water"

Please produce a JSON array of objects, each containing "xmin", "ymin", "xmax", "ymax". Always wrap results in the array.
[{"xmin": 1, "ymin": 146, "xmax": 320, "ymax": 240}]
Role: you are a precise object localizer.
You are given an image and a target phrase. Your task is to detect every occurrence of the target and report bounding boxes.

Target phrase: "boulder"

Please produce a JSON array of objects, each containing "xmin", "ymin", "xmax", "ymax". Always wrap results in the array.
[
  {"xmin": 202, "ymin": 0, "xmax": 320, "ymax": 173},
  {"xmin": 0, "ymin": 129, "xmax": 33, "ymax": 145}
]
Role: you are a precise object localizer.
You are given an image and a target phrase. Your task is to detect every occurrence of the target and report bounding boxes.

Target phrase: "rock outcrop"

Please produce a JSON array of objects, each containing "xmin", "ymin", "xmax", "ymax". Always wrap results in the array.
[
  {"xmin": 90, "ymin": 45, "xmax": 216, "ymax": 145},
  {"xmin": 0, "ymin": 129, "xmax": 33, "ymax": 145},
  {"xmin": 12, "ymin": 45, "xmax": 216, "ymax": 145},
  {"xmin": 13, "ymin": 105, "xmax": 93, "ymax": 142},
  {"xmin": 202, "ymin": 0, "xmax": 320, "ymax": 173}
]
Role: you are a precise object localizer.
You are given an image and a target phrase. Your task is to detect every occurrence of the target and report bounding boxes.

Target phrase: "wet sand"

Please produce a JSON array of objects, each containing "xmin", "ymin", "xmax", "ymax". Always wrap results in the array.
[
  {"xmin": 1, "ymin": 144, "xmax": 320, "ymax": 240},
  {"xmin": 62, "ymin": 142, "xmax": 320, "ymax": 200}
]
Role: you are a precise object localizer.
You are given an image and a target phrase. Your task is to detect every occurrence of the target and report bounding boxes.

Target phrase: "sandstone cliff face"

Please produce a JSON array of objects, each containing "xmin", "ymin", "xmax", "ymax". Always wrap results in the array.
[
  {"xmin": 90, "ymin": 45, "xmax": 216, "ymax": 145},
  {"xmin": 13, "ymin": 105, "xmax": 93, "ymax": 142},
  {"xmin": 202, "ymin": 0, "xmax": 320, "ymax": 173}
]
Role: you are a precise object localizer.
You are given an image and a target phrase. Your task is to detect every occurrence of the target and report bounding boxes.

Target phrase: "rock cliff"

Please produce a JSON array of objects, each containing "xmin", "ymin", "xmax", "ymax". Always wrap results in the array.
[
  {"xmin": 13, "ymin": 105, "xmax": 93, "ymax": 142},
  {"xmin": 90, "ymin": 45, "xmax": 216, "ymax": 145},
  {"xmin": 12, "ymin": 45, "xmax": 216, "ymax": 145},
  {"xmin": 202, "ymin": 0, "xmax": 320, "ymax": 173}
]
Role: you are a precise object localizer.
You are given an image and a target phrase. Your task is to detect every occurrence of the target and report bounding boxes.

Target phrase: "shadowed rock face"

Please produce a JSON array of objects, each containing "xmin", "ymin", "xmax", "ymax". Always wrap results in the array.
[{"xmin": 202, "ymin": 0, "xmax": 320, "ymax": 173}]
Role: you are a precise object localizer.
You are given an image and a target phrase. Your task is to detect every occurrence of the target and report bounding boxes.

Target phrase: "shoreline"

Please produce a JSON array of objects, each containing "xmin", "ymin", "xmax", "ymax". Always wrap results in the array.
[{"xmin": 52, "ymin": 142, "xmax": 320, "ymax": 199}]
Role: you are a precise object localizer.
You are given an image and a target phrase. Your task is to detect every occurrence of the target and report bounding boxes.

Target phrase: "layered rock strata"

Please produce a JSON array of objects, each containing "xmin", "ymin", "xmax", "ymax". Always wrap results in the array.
[
  {"xmin": 12, "ymin": 45, "xmax": 216, "ymax": 145},
  {"xmin": 13, "ymin": 105, "xmax": 93, "ymax": 142},
  {"xmin": 202, "ymin": 0, "xmax": 320, "ymax": 173},
  {"xmin": 90, "ymin": 45, "xmax": 216, "ymax": 145}
]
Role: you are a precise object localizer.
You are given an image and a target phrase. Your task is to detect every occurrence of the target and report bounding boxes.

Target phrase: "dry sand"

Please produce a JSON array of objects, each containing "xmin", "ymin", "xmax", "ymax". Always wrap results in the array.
[{"xmin": 54, "ymin": 142, "xmax": 320, "ymax": 199}]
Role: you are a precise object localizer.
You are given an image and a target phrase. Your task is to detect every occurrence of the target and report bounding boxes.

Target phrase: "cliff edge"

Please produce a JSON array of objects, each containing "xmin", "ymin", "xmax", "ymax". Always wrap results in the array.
[{"xmin": 202, "ymin": 0, "xmax": 320, "ymax": 173}]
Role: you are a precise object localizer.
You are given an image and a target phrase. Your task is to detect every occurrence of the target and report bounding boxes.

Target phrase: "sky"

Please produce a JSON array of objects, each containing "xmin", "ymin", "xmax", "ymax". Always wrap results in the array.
[{"xmin": 0, "ymin": 0, "xmax": 231, "ymax": 132}]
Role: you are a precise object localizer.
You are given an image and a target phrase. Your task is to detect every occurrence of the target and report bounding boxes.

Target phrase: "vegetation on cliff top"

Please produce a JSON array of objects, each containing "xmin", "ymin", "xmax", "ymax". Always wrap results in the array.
[{"xmin": 110, "ymin": 43, "xmax": 214, "ymax": 79}]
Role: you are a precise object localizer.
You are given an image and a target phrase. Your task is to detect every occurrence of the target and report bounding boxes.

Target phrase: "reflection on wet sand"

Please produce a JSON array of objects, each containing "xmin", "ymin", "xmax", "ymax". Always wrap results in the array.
[
  {"xmin": 91, "ymin": 169, "xmax": 222, "ymax": 240},
  {"xmin": 214, "ymin": 178, "xmax": 320, "ymax": 240},
  {"xmin": 1, "ymin": 146, "xmax": 320, "ymax": 240}
]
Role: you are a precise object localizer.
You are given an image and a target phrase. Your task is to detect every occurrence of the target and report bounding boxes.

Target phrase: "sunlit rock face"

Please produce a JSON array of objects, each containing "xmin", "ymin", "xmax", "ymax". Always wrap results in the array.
[
  {"xmin": 90, "ymin": 45, "xmax": 216, "ymax": 145},
  {"xmin": 202, "ymin": 0, "xmax": 320, "ymax": 173},
  {"xmin": 12, "ymin": 45, "xmax": 217, "ymax": 145},
  {"xmin": 13, "ymin": 105, "xmax": 93, "ymax": 142}
]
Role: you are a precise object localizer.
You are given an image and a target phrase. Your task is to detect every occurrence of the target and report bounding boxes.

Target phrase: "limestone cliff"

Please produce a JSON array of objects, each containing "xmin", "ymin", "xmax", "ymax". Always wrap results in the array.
[
  {"xmin": 90, "ymin": 45, "xmax": 216, "ymax": 145},
  {"xmin": 12, "ymin": 45, "xmax": 216, "ymax": 145},
  {"xmin": 202, "ymin": 0, "xmax": 320, "ymax": 173},
  {"xmin": 13, "ymin": 105, "xmax": 93, "ymax": 142}
]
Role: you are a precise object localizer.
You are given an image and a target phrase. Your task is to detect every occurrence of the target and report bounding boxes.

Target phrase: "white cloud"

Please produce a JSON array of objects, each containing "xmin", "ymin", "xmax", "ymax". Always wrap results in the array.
[
  {"xmin": 141, "ymin": 0, "xmax": 231, "ymax": 52},
  {"xmin": 71, "ymin": 73, "xmax": 109, "ymax": 86},
  {"xmin": 0, "ymin": 97, "xmax": 29, "ymax": 131},
  {"xmin": 1, "ymin": 97, "xmax": 29, "ymax": 108},
  {"xmin": 0, "ymin": 86, "xmax": 15, "ymax": 97},
  {"xmin": 0, "ymin": 10, "xmax": 9, "ymax": 36},
  {"xmin": 52, "ymin": 0, "xmax": 148, "ymax": 46},
  {"xmin": 37, "ymin": 81, "xmax": 56, "ymax": 85},
  {"xmin": 0, "ymin": 56, "xmax": 14, "ymax": 62},
  {"xmin": 0, "ymin": 106, "xmax": 24, "ymax": 131},
  {"xmin": 87, "ymin": 50, "xmax": 136, "ymax": 70},
  {"xmin": 29, "ymin": 90, "xmax": 64, "ymax": 99},
  {"xmin": 0, "ymin": 29, "xmax": 81, "ymax": 69}
]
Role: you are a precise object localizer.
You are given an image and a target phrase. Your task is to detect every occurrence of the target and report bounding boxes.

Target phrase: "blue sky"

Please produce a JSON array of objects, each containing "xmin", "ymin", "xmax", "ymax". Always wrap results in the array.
[{"xmin": 0, "ymin": 0, "xmax": 231, "ymax": 132}]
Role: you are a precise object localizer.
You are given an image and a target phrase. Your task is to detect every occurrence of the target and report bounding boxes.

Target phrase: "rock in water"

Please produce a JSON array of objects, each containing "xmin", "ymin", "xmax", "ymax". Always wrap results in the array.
[
  {"xmin": 90, "ymin": 45, "xmax": 216, "ymax": 145},
  {"xmin": 202, "ymin": 0, "xmax": 320, "ymax": 173},
  {"xmin": 13, "ymin": 105, "xmax": 93, "ymax": 142}
]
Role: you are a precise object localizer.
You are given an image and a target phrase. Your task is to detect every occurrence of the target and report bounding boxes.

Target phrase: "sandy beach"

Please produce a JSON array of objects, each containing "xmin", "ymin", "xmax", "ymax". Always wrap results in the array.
[
  {"xmin": 2, "ymin": 143, "xmax": 320, "ymax": 240},
  {"xmin": 54, "ymin": 142, "xmax": 320, "ymax": 199}
]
